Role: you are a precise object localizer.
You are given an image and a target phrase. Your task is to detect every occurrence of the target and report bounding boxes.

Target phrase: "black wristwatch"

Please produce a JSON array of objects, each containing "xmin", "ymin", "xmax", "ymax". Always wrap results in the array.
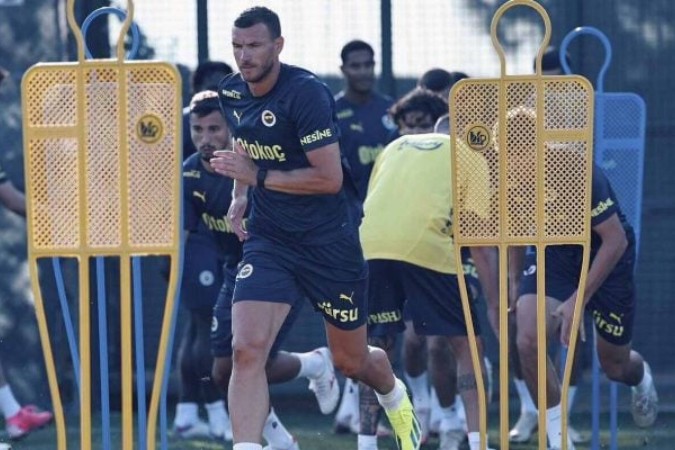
[{"xmin": 256, "ymin": 168, "xmax": 268, "ymax": 188}]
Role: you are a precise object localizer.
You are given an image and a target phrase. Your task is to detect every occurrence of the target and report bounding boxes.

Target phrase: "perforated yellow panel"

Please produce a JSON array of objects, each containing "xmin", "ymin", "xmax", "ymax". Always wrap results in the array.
[
  {"xmin": 448, "ymin": 3, "xmax": 594, "ymax": 450},
  {"xmin": 451, "ymin": 78, "xmax": 593, "ymax": 245},
  {"xmin": 22, "ymin": 62, "xmax": 181, "ymax": 255}
]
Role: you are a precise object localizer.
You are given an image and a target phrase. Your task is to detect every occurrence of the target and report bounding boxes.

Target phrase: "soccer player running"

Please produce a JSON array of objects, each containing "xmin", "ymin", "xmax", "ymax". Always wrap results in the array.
[
  {"xmin": 209, "ymin": 7, "xmax": 420, "ymax": 450},
  {"xmin": 357, "ymin": 88, "xmax": 497, "ymax": 450},
  {"xmin": 512, "ymin": 165, "xmax": 658, "ymax": 450},
  {"xmin": 184, "ymin": 90, "xmax": 340, "ymax": 450}
]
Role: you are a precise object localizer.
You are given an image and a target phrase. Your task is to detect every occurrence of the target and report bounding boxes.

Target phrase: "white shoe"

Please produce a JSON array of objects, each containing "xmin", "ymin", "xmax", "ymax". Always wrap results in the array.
[
  {"xmin": 567, "ymin": 425, "xmax": 587, "ymax": 444},
  {"xmin": 308, "ymin": 347, "xmax": 340, "ymax": 414},
  {"xmin": 172, "ymin": 418, "xmax": 211, "ymax": 439},
  {"xmin": 438, "ymin": 428, "xmax": 464, "ymax": 450},
  {"xmin": 508, "ymin": 411, "xmax": 538, "ymax": 443},
  {"xmin": 631, "ymin": 362, "xmax": 658, "ymax": 428},
  {"xmin": 263, "ymin": 437, "xmax": 300, "ymax": 450}
]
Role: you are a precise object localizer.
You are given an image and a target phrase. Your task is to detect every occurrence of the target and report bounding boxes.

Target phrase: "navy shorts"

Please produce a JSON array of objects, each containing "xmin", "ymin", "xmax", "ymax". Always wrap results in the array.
[
  {"xmin": 231, "ymin": 233, "xmax": 368, "ymax": 331},
  {"xmin": 367, "ymin": 259, "xmax": 480, "ymax": 338},
  {"xmin": 518, "ymin": 244, "xmax": 636, "ymax": 345},
  {"xmin": 210, "ymin": 263, "xmax": 304, "ymax": 358},
  {"xmin": 461, "ymin": 248, "xmax": 482, "ymax": 299},
  {"xmin": 180, "ymin": 232, "xmax": 224, "ymax": 314}
]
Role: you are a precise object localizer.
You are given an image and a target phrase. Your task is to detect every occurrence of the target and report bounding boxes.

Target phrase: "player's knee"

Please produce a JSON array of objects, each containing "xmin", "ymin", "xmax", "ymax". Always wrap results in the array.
[
  {"xmin": 516, "ymin": 328, "xmax": 538, "ymax": 361},
  {"xmin": 231, "ymin": 337, "xmax": 269, "ymax": 370},
  {"xmin": 599, "ymin": 357, "xmax": 627, "ymax": 382},
  {"xmin": 332, "ymin": 347, "xmax": 369, "ymax": 379}
]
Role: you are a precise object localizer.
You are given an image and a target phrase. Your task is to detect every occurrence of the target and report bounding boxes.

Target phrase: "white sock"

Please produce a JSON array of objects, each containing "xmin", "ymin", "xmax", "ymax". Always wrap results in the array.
[
  {"xmin": 468, "ymin": 431, "xmax": 489, "ymax": 450},
  {"xmin": 205, "ymin": 400, "xmax": 229, "ymax": 431},
  {"xmin": 357, "ymin": 433, "xmax": 378, "ymax": 449},
  {"xmin": 174, "ymin": 402, "xmax": 198, "ymax": 426},
  {"xmin": 376, "ymin": 379, "xmax": 406, "ymax": 412},
  {"xmin": 440, "ymin": 403, "xmax": 462, "ymax": 431},
  {"xmin": 546, "ymin": 404, "xmax": 563, "ymax": 449},
  {"xmin": 566, "ymin": 386, "xmax": 577, "ymax": 417},
  {"xmin": 0, "ymin": 385, "xmax": 21, "ymax": 419},
  {"xmin": 633, "ymin": 362, "xmax": 653, "ymax": 394},
  {"xmin": 233, "ymin": 444, "xmax": 263, "ymax": 450},
  {"xmin": 514, "ymin": 378, "xmax": 538, "ymax": 415},
  {"xmin": 295, "ymin": 350, "xmax": 325, "ymax": 379},
  {"xmin": 404, "ymin": 371, "xmax": 429, "ymax": 407},
  {"xmin": 263, "ymin": 408, "xmax": 294, "ymax": 448}
]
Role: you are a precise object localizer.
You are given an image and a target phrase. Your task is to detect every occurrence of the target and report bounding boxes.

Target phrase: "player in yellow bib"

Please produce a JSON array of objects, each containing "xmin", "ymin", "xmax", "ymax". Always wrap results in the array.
[{"xmin": 358, "ymin": 88, "xmax": 497, "ymax": 450}]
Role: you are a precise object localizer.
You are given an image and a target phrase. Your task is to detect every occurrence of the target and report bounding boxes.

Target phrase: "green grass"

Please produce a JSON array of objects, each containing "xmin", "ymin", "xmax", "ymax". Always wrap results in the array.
[{"xmin": 5, "ymin": 395, "xmax": 673, "ymax": 449}]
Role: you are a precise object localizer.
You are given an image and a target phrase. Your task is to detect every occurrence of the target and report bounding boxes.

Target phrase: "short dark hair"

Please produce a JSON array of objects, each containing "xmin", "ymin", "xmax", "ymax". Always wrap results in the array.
[
  {"xmin": 234, "ymin": 6, "xmax": 281, "ymax": 39},
  {"xmin": 340, "ymin": 40, "xmax": 374, "ymax": 64},
  {"xmin": 192, "ymin": 60, "xmax": 233, "ymax": 92},
  {"xmin": 418, "ymin": 68, "xmax": 453, "ymax": 94},
  {"xmin": 389, "ymin": 88, "xmax": 448, "ymax": 127},
  {"xmin": 537, "ymin": 46, "xmax": 571, "ymax": 72},
  {"xmin": 449, "ymin": 71, "xmax": 469, "ymax": 84},
  {"xmin": 189, "ymin": 90, "xmax": 222, "ymax": 117}
]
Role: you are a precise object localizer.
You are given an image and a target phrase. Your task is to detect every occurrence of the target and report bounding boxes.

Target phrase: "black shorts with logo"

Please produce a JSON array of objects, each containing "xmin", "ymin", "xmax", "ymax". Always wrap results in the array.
[
  {"xmin": 518, "ymin": 243, "xmax": 636, "ymax": 345},
  {"xmin": 367, "ymin": 259, "xmax": 480, "ymax": 338},
  {"xmin": 231, "ymin": 232, "xmax": 368, "ymax": 331}
]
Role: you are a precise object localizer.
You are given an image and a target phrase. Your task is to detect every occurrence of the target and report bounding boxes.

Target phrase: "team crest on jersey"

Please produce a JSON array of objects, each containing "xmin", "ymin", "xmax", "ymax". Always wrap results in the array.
[
  {"xmin": 261, "ymin": 110, "xmax": 276, "ymax": 127},
  {"xmin": 236, "ymin": 263, "xmax": 254, "ymax": 279},
  {"xmin": 199, "ymin": 270, "xmax": 215, "ymax": 286}
]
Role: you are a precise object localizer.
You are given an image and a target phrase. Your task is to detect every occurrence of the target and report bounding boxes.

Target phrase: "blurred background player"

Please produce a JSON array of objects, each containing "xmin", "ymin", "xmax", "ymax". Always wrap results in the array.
[
  {"xmin": 0, "ymin": 91, "xmax": 54, "ymax": 442},
  {"xmin": 417, "ymin": 68, "xmax": 468, "ymax": 102},
  {"xmin": 357, "ymin": 87, "xmax": 497, "ymax": 450},
  {"xmin": 185, "ymin": 90, "xmax": 339, "ymax": 450},
  {"xmin": 182, "ymin": 60, "xmax": 234, "ymax": 159},
  {"xmin": 332, "ymin": 39, "xmax": 397, "ymax": 435},
  {"xmin": 171, "ymin": 61, "xmax": 234, "ymax": 442},
  {"xmin": 508, "ymin": 45, "xmax": 589, "ymax": 445},
  {"xmin": 512, "ymin": 163, "xmax": 658, "ymax": 450}
]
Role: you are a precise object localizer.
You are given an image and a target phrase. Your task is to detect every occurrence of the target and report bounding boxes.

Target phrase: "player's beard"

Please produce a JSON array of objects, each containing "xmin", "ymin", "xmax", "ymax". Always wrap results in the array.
[
  {"xmin": 199, "ymin": 147, "xmax": 215, "ymax": 162},
  {"xmin": 242, "ymin": 58, "xmax": 275, "ymax": 84}
]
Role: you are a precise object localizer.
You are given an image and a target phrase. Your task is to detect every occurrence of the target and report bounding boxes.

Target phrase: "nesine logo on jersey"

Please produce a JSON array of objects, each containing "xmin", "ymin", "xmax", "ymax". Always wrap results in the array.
[
  {"xmin": 262, "ymin": 110, "xmax": 276, "ymax": 127},
  {"xmin": 221, "ymin": 89, "xmax": 241, "ymax": 99},
  {"xmin": 591, "ymin": 198, "xmax": 614, "ymax": 217},
  {"xmin": 300, "ymin": 128, "xmax": 333, "ymax": 146}
]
